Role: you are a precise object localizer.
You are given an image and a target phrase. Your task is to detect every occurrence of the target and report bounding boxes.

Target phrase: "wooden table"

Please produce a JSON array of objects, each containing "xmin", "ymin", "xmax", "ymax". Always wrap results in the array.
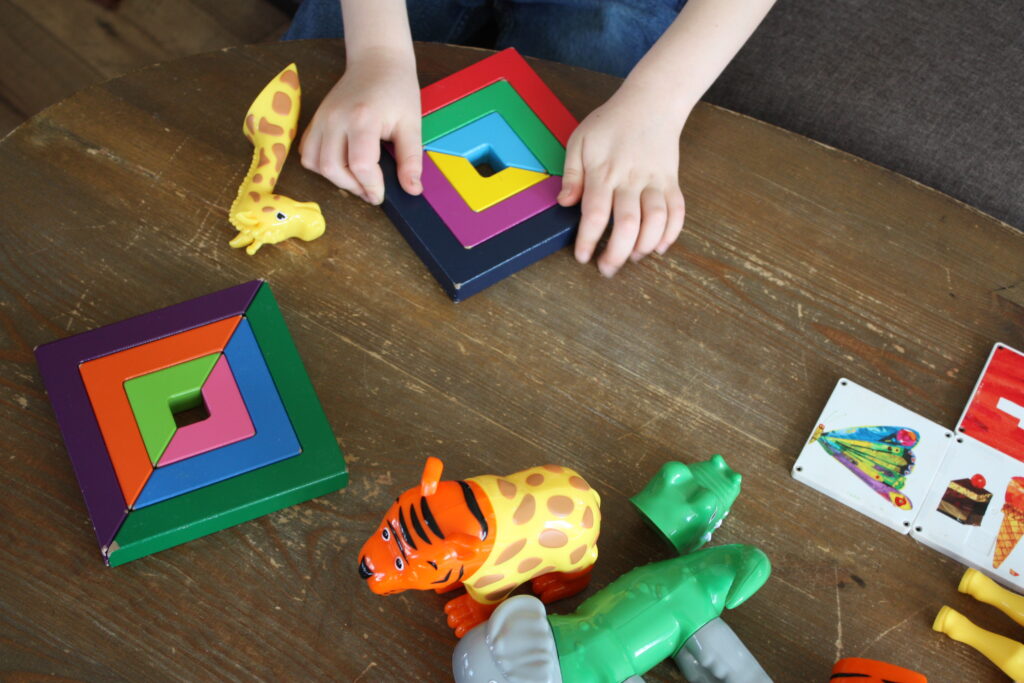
[{"xmin": 1, "ymin": 40, "xmax": 1022, "ymax": 682}]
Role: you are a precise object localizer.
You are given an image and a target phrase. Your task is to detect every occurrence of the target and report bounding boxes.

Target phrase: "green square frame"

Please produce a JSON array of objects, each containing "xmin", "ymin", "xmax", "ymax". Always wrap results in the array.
[
  {"xmin": 106, "ymin": 283, "xmax": 347, "ymax": 566},
  {"xmin": 422, "ymin": 80, "xmax": 566, "ymax": 175}
]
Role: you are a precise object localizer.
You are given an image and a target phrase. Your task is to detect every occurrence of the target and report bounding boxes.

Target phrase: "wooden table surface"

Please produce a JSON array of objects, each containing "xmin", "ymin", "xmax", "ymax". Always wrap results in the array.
[{"xmin": 1, "ymin": 40, "xmax": 1022, "ymax": 682}]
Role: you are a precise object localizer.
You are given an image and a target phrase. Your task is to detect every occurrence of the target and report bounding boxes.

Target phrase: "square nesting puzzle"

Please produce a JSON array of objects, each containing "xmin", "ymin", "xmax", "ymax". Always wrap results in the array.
[
  {"xmin": 381, "ymin": 47, "xmax": 582, "ymax": 302},
  {"xmin": 35, "ymin": 280, "xmax": 347, "ymax": 566}
]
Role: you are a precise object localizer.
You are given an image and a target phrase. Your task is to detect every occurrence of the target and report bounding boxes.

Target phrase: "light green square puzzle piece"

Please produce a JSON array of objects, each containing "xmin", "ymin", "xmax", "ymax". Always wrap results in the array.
[
  {"xmin": 421, "ymin": 80, "xmax": 566, "ymax": 175},
  {"xmin": 123, "ymin": 353, "xmax": 220, "ymax": 465}
]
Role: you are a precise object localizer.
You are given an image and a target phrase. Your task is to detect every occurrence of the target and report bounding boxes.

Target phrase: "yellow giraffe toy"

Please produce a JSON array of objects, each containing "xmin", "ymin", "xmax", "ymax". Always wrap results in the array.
[{"xmin": 229, "ymin": 63, "xmax": 325, "ymax": 255}]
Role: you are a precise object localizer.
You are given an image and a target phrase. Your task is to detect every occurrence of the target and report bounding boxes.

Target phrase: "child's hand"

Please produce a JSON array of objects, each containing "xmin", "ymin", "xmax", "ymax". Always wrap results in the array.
[
  {"xmin": 557, "ymin": 89, "xmax": 686, "ymax": 277},
  {"xmin": 300, "ymin": 50, "xmax": 421, "ymax": 204}
]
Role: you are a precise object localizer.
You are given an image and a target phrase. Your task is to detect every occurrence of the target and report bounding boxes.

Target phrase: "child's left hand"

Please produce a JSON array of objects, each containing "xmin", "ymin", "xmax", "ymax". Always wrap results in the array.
[{"xmin": 557, "ymin": 88, "xmax": 687, "ymax": 277}]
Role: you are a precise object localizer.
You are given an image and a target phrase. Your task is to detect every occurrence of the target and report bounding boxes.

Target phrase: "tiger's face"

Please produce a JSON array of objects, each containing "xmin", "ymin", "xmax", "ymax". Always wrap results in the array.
[{"xmin": 357, "ymin": 458, "xmax": 495, "ymax": 595}]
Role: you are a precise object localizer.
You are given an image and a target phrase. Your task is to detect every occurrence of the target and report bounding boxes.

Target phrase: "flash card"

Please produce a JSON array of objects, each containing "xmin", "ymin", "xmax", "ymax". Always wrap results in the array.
[
  {"xmin": 792, "ymin": 378, "xmax": 952, "ymax": 533},
  {"xmin": 912, "ymin": 436, "xmax": 1024, "ymax": 592},
  {"xmin": 957, "ymin": 343, "xmax": 1024, "ymax": 463}
]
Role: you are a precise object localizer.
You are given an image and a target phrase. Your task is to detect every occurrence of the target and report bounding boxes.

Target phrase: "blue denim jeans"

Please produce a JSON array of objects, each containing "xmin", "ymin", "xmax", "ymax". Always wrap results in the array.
[{"xmin": 283, "ymin": 0, "xmax": 686, "ymax": 78}]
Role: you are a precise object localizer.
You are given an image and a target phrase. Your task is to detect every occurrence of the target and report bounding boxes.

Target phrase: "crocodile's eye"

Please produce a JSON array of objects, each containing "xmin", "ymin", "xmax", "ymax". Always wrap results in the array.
[
  {"xmin": 276, "ymin": 211, "xmax": 287, "ymax": 221},
  {"xmin": 381, "ymin": 528, "xmax": 390, "ymax": 541},
  {"xmin": 395, "ymin": 557, "xmax": 405, "ymax": 570}
]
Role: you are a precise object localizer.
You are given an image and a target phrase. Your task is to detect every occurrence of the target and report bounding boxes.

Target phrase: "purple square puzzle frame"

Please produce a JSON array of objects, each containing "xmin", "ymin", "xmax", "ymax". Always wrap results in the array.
[
  {"xmin": 34, "ymin": 280, "xmax": 264, "ymax": 550},
  {"xmin": 415, "ymin": 151, "xmax": 561, "ymax": 249}
]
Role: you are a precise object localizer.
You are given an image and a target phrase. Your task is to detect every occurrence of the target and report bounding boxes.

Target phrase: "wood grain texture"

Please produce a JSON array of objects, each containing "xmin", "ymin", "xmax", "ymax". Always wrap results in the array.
[{"xmin": 0, "ymin": 40, "xmax": 1021, "ymax": 681}]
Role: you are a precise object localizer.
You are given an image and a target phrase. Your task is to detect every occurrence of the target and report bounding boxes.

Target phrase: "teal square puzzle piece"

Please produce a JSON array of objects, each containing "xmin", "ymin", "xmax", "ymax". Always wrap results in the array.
[{"xmin": 425, "ymin": 111, "xmax": 546, "ymax": 173}]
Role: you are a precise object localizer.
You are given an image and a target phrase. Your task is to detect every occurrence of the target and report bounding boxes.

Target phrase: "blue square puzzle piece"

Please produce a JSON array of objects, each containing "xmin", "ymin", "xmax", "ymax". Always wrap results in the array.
[
  {"xmin": 132, "ymin": 317, "xmax": 301, "ymax": 508},
  {"xmin": 424, "ymin": 111, "xmax": 546, "ymax": 174}
]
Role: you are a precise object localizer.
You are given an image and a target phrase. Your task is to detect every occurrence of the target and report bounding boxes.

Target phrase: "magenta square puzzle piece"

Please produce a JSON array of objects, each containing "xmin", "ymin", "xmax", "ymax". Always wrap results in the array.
[{"xmin": 159, "ymin": 354, "xmax": 255, "ymax": 466}]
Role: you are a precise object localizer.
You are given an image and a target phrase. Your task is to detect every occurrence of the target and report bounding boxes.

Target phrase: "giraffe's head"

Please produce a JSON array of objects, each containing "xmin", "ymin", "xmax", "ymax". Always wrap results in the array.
[{"xmin": 229, "ymin": 193, "xmax": 325, "ymax": 255}]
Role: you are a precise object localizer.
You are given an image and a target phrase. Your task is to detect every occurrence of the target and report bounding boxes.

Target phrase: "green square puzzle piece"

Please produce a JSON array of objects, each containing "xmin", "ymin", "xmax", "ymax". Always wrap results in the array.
[
  {"xmin": 106, "ymin": 283, "xmax": 348, "ymax": 566},
  {"xmin": 123, "ymin": 353, "xmax": 220, "ymax": 465},
  {"xmin": 422, "ymin": 80, "xmax": 566, "ymax": 175}
]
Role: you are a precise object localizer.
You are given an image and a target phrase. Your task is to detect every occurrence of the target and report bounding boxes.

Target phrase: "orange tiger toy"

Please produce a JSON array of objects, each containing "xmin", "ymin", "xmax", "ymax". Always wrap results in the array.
[{"xmin": 357, "ymin": 457, "xmax": 602, "ymax": 636}]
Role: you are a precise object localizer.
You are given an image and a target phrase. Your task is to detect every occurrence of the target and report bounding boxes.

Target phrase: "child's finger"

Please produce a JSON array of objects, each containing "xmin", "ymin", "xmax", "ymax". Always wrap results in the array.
[
  {"xmin": 320, "ymin": 121, "xmax": 366, "ymax": 199},
  {"xmin": 656, "ymin": 188, "xmax": 686, "ymax": 254},
  {"xmin": 348, "ymin": 123, "xmax": 385, "ymax": 205},
  {"xmin": 392, "ymin": 119, "xmax": 423, "ymax": 196},
  {"xmin": 598, "ymin": 187, "xmax": 642, "ymax": 277},
  {"xmin": 299, "ymin": 119, "xmax": 321, "ymax": 172},
  {"xmin": 575, "ymin": 182, "xmax": 613, "ymax": 264},
  {"xmin": 558, "ymin": 132, "xmax": 584, "ymax": 207},
  {"xmin": 632, "ymin": 187, "xmax": 668, "ymax": 261}
]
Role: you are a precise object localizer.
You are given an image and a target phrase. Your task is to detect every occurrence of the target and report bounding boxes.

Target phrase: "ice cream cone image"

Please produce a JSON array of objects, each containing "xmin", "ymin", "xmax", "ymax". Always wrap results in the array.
[{"xmin": 994, "ymin": 477, "xmax": 1024, "ymax": 569}]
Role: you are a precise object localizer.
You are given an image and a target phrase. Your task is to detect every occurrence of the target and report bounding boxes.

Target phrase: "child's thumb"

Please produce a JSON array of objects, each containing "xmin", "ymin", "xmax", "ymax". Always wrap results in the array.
[
  {"xmin": 393, "ymin": 120, "xmax": 423, "ymax": 195},
  {"xmin": 558, "ymin": 135, "xmax": 584, "ymax": 206}
]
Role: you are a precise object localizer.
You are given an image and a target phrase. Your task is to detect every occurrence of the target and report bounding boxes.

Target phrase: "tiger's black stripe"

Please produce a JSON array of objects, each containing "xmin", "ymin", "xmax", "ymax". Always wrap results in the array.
[
  {"xmin": 387, "ymin": 520, "xmax": 407, "ymax": 561},
  {"xmin": 420, "ymin": 496, "xmax": 445, "ymax": 539},
  {"xmin": 409, "ymin": 504, "xmax": 431, "ymax": 545},
  {"xmin": 430, "ymin": 569, "xmax": 453, "ymax": 585},
  {"xmin": 457, "ymin": 480, "xmax": 488, "ymax": 540},
  {"xmin": 397, "ymin": 508, "xmax": 417, "ymax": 551}
]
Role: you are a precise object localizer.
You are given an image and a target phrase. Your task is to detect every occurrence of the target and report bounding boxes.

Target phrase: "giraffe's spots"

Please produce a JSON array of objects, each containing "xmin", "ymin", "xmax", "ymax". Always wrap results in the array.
[
  {"xmin": 248, "ymin": 191, "xmax": 260, "ymax": 202},
  {"xmin": 272, "ymin": 91, "xmax": 292, "ymax": 115},
  {"xmin": 547, "ymin": 496, "xmax": 574, "ymax": 517},
  {"xmin": 539, "ymin": 529, "xmax": 568, "ymax": 548},
  {"xmin": 259, "ymin": 117, "xmax": 285, "ymax": 137},
  {"xmin": 262, "ymin": 206, "xmax": 274, "ymax": 212},
  {"xmin": 495, "ymin": 539, "xmax": 526, "ymax": 565},
  {"xmin": 269, "ymin": 177, "xmax": 276, "ymax": 186},
  {"xmin": 569, "ymin": 476, "xmax": 590, "ymax": 491},
  {"xmin": 536, "ymin": 566, "xmax": 556, "ymax": 576},
  {"xmin": 514, "ymin": 494, "xmax": 535, "ymax": 525},
  {"xmin": 473, "ymin": 574, "xmax": 504, "ymax": 588},
  {"xmin": 246, "ymin": 115, "xmax": 256, "ymax": 137},
  {"xmin": 582, "ymin": 506, "xmax": 594, "ymax": 529},
  {"xmin": 485, "ymin": 586, "xmax": 515, "ymax": 602},
  {"xmin": 289, "ymin": 128, "xmax": 296, "ymax": 140},
  {"xmin": 569, "ymin": 545, "xmax": 588, "ymax": 564},
  {"xmin": 272, "ymin": 143, "xmax": 287, "ymax": 172},
  {"xmin": 253, "ymin": 174, "xmax": 263, "ymax": 184},
  {"xmin": 542, "ymin": 464, "xmax": 564, "ymax": 473},
  {"xmin": 497, "ymin": 479, "xmax": 517, "ymax": 499},
  {"xmin": 281, "ymin": 68, "xmax": 299, "ymax": 89},
  {"xmin": 258, "ymin": 149, "xmax": 271, "ymax": 167},
  {"xmin": 517, "ymin": 557, "xmax": 542, "ymax": 573},
  {"xmin": 526, "ymin": 473, "xmax": 544, "ymax": 487}
]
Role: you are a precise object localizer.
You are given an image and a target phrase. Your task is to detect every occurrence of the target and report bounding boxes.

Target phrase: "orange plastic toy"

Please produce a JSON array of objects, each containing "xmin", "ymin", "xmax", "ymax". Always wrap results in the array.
[
  {"xmin": 830, "ymin": 657, "xmax": 926, "ymax": 682},
  {"xmin": 357, "ymin": 457, "xmax": 601, "ymax": 637}
]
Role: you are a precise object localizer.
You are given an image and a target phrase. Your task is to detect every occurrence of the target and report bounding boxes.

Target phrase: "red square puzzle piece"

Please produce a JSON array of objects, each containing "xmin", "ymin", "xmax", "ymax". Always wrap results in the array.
[
  {"xmin": 959, "ymin": 344, "xmax": 1024, "ymax": 462},
  {"xmin": 420, "ymin": 47, "xmax": 577, "ymax": 146}
]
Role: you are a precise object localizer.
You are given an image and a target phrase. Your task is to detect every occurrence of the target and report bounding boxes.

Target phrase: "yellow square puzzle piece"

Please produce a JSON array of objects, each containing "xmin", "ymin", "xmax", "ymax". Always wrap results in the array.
[{"xmin": 427, "ymin": 151, "xmax": 549, "ymax": 213}]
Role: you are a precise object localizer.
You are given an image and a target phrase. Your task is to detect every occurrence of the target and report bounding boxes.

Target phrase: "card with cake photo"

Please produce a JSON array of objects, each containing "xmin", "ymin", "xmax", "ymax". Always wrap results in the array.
[
  {"xmin": 956, "ymin": 342, "xmax": 1024, "ymax": 463},
  {"xmin": 912, "ymin": 436, "xmax": 1024, "ymax": 592},
  {"xmin": 792, "ymin": 378, "xmax": 953, "ymax": 533}
]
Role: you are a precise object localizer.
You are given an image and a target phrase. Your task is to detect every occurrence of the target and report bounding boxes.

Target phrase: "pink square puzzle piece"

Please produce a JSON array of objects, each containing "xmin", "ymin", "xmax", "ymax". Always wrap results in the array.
[
  {"xmin": 417, "ymin": 149, "xmax": 561, "ymax": 248},
  {"xmin": 159, "ymin": 354, "xmax": 255, "ymax": 466}
]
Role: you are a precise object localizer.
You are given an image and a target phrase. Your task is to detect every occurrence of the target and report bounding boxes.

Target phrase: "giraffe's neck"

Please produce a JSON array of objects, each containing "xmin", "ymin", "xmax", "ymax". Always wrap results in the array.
[{"xmin": 231, "ymin": 142, "xmax": 283, "ymax": 214}]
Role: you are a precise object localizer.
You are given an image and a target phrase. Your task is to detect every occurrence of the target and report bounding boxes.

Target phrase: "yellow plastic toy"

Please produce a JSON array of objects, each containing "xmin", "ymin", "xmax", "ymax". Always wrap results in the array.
[
  {"xmin": 427, "ymin": 151, "xmax": 548, "ymax": 212},
  {"xmin": 228, "ymin": 63, "xmax": 325, "ymax": 255},
  {"xmin": 934, "ymin": 568, "xmax": 1024, "ymax": 679}
]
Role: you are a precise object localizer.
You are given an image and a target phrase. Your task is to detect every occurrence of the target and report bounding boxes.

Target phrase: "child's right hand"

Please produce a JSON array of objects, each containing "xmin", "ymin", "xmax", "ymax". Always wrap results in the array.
[{"xmin": 299, "ymin": 49, "xmax": 422, "ymax": 205}]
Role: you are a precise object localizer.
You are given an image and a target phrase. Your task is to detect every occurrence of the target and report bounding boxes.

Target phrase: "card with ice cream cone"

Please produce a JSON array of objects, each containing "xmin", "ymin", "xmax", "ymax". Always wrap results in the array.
[
  {"xmin": 792, "ymin": 378, "xmax": 953, "ymax": 533},
  {"xmin": 912, "ymin": 436, "xmax": 1024, "ymax": 592}
]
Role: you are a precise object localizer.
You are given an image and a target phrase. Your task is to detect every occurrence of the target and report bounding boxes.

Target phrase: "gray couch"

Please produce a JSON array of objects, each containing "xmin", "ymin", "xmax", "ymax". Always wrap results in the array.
[{"xmin": 704, "ymin": 0, "xmax": 1022, "ymax": 229}]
